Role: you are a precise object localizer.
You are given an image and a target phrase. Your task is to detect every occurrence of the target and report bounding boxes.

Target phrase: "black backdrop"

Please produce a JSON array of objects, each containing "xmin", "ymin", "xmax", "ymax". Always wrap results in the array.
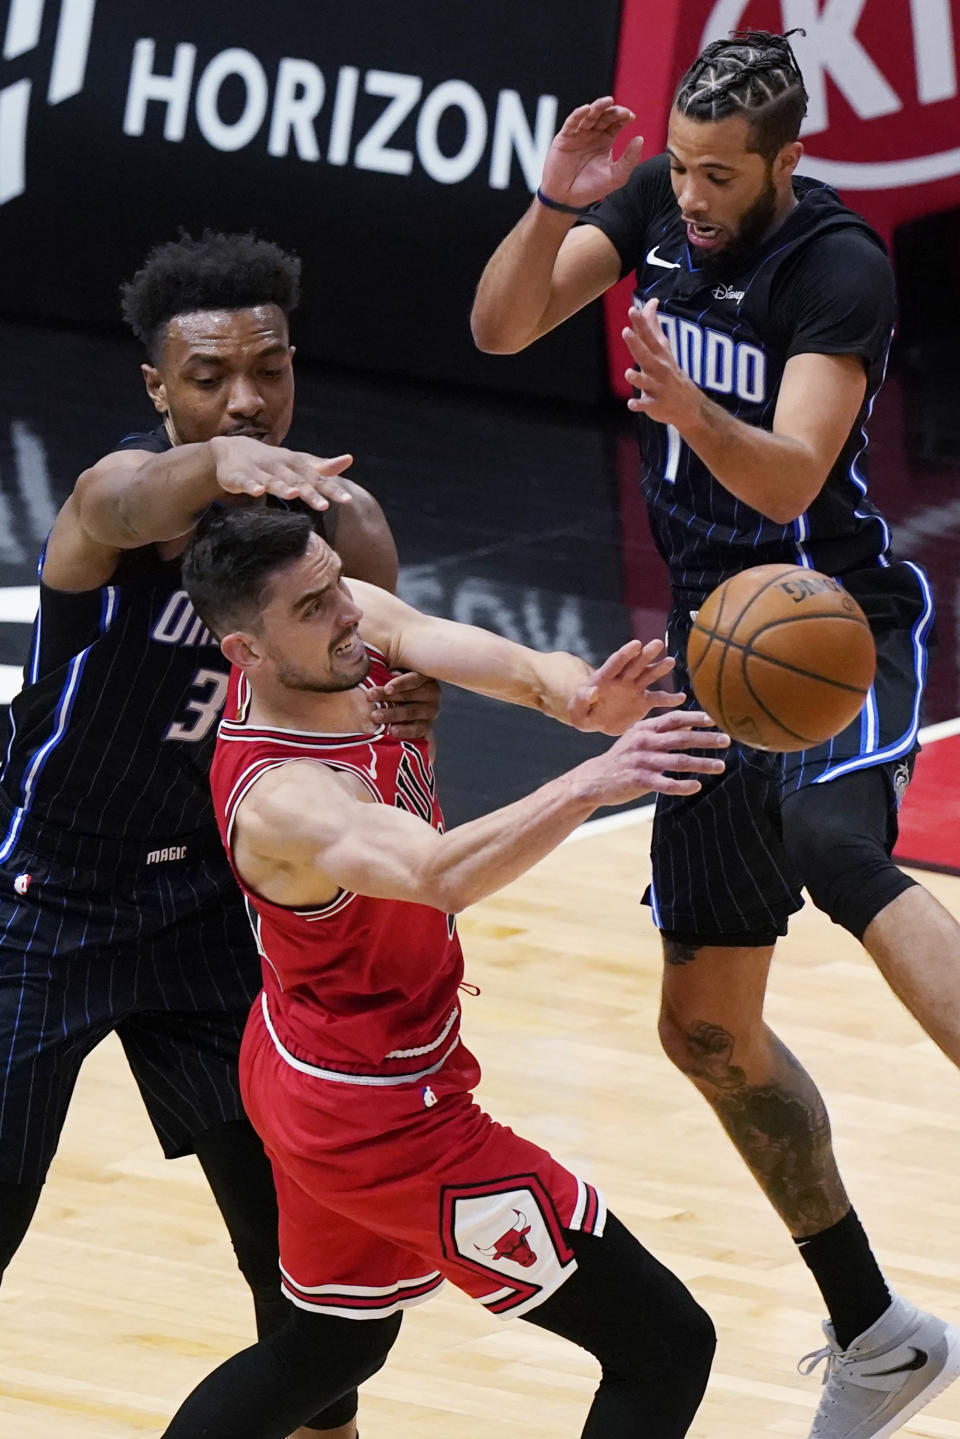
[{"xmin": 0, "ymin": 0, "xmax": 624, "ymax": 401}]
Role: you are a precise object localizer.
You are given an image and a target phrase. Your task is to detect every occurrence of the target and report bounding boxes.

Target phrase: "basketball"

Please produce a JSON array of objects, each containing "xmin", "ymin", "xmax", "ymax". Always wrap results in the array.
[{"xmin": 686, "ymin": 564, "xmax": 876, "ymax": 752}]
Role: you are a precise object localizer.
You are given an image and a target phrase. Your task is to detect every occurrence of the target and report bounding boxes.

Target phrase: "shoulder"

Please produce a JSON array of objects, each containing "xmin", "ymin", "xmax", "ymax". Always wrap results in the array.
[
  {"xmin": 790, "ymin": 224, "xmax": 892, "ymax": 290},
  {"xmin": 326, "ymin": 476, "xmax": 398, "ymax": 591},
  {"xmin": 111, "ymin": 425, "xmax": 170, "ymax": 454},
  {"xmin": 578, "ymin": 154, "xmax": 675, "ymax": 272},
  {"xmin": 774, "ymin": 221, "xmax": 895, "ymax": 345},
  {"xmin": 582, "ymin": 152, "xmax": 673, "ymax": 221},
  {"xmin": 236, "ymin": 757, "xmax": 365, "ymax": 851}
]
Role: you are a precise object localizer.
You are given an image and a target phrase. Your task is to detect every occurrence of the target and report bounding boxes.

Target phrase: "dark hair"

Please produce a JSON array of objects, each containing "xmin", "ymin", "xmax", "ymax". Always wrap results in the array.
[
  {"xmin": 120, "ymin": 230, "xmax": 301, "ymax": 361},
  {"xmin": 674, "ymin": 30, "xmax": 808, "ymax": 161},
  {"xmin": 183, "ymin": 506, "xmax": 314, "ymax": 640}
]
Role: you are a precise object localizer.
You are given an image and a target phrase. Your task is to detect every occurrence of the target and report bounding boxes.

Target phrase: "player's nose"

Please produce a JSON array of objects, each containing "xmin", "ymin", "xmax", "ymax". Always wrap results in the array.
[
  {"xmin": 339, "ymin": 589, "xmax": 363, "ymax": 626},
  {"xmin": 678, "ymin": 177, "xmax": 708, "ymax": 214},
  {"xmin": 225, "ymin": 375, "xmax": 265, "ymax": 416}
]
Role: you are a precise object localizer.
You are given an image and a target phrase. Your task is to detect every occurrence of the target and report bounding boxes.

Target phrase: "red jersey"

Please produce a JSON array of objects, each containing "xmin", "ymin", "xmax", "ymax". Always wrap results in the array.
[{"xmin": 209, "ymin": 646, "xmax": 464, "ymax": 1077}]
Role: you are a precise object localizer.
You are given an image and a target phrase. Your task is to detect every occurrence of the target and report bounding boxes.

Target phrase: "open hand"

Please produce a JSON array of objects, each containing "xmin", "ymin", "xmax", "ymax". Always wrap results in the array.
[
  {"xmin": 623, "ymin": 299, "xmax": 700, "ymax": 427},
  {"xmin": 540, "ymin": 96, "xmax": 644, "ymax": 211},
  {"xmin": 568, "ymin": 638, "xmax": 685, "ymax": 734},
  {"xmin": 577, "ymin": 711, "xmax": 730, "ymax": 806},
  {"xmin": 210, "ymin": 435, "xmax": 354, "ymax": 511}
]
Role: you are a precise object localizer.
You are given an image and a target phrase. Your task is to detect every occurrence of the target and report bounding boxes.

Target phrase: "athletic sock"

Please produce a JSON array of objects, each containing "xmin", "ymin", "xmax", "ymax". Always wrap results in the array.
[{"xmin": 794, "ymin": 1208, "xmax": 891, "ymax": 1350}]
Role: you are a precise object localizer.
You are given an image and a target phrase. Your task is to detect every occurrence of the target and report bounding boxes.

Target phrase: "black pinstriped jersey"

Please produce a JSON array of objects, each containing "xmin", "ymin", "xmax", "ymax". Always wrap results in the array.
[
  {"xmin": 580, "ymin": 155, "xmax": 897, "ymax": 602},
  {"xmin": 1, "ymin": 427, "xmax": 228, "ymax": 843}
]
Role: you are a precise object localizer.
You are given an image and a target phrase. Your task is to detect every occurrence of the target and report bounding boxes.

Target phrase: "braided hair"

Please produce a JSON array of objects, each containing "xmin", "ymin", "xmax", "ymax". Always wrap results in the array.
[{"xmin": 674, "ymin": 30, "xmax": 808, "ymax": 160}]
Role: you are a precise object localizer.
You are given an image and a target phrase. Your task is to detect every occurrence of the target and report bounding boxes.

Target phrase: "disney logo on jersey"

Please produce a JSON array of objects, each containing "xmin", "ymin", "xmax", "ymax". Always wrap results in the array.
[
  {"xmin": 657, "ymin": 312, "xmax": 766, "ymax": 404},
  {"xmin": 712, "ymin": 284, "xmax": 745, "ymax": 302},
  {"xmin": 151, "ymin": 590, "xmax": 219, "ymax": 648}
]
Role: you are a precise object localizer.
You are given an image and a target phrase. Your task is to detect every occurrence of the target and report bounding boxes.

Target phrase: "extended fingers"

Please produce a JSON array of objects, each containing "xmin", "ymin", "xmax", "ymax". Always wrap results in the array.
[
  {"xmin": 373, "ymin": 697, "xmax": 438, "ymax": 725},
  {"xmin": 624, "ymin": 307, "xmax": 670, "ymax": 363},
  {"xmin": 297, "ymin": 453, "xmax": 354, "ymax": 502},
  {"xmin": 647, "ymin": 688, "xmax": 686, "ymax": 709},
  {"xmin": 381, "ymin": 671, "xmax": 440, "ymax": 698},
  {"xmin": 385, "ymin": 720, "xmax": 432, "ymax": 740},
  {"xmin": 657, "ymin": 777, "xmax": 704, "ymax": 795},
  {"xmin": 564, "ymin": 97, "xmax": 634, "ymax": 136},
  {"xmin": 667, "ymin": 750, "xmax": 727, "ymax": 772},
  {"xmin": 618, "ymin": 652, "xmax": 674, "ymax": 685},
  {"xmin": 591, "ymin": 638, "xmax": 645, "ymax": 682}
]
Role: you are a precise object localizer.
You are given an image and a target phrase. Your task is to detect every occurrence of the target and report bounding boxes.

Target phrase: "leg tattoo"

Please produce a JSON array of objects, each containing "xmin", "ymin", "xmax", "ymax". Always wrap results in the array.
[
  {"xmin": 664, "ymin": 938, "xmax": 700, "ymax": 967},
  {"xmin": 680, "ymin": 1022, "xmax": 849, "ymax": 1233}
]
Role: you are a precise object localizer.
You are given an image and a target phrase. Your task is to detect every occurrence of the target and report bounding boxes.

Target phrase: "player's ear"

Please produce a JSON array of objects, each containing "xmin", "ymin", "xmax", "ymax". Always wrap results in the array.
[
  {"xmin": 142, "ymin": 362, "xmax": 167, "ymax": 416},
  {"xmin": 222, "ymin": 632, "xmax": 263, "ymax": 672},
  {"xmin": 775, "ymin": 140, "xmax": 803, "ymax": 183}
]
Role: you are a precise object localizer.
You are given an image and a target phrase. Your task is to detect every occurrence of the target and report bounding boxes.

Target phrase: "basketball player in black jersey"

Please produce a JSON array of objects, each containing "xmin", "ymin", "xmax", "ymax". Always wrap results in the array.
[
  {"xmin": 473, "ymin": 30, "xmax": 960, "ymax": 1439},
  {"xmin": 0, "ymin": 232, "xmax": 439, "ymax": 1439}
]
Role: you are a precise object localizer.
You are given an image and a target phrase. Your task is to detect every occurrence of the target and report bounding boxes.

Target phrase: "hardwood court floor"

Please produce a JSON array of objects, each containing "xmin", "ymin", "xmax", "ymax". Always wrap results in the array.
[{"xmin": 2, "ymin": 817, "xmax": 960, "ymax": 1438}]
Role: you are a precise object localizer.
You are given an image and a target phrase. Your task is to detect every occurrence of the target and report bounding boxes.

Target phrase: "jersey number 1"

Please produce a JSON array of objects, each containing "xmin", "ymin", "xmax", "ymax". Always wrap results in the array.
[{"xmin": 665, "ymin": 424, "xmax": 682, "ymax": 483}]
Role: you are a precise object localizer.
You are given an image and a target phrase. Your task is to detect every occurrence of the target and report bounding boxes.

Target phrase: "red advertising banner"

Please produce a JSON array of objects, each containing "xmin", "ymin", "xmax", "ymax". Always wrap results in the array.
[{"xmin": 605, "ymin": 0, "xmax": 960, "ymax": 392}]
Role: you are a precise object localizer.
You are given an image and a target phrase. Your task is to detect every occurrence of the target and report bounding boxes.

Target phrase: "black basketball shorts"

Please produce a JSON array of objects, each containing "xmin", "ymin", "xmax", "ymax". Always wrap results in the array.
[
  {"xmin": 645, "ymin": 560, "xmax": 935, "ymax": 945},
  {"xmin": 0, "ymin": 793, "xmax": 258, "ymax": 1186}
]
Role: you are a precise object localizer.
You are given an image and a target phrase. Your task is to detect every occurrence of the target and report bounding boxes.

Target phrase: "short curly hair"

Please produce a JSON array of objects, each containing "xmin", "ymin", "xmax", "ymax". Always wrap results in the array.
[
  {"xmin": 120, "ymin": 230, "xmax": 301, "ymax": 360},
  {"xmin": 675, "ymin": 30, "xmax": 808, "ymax": 161}
]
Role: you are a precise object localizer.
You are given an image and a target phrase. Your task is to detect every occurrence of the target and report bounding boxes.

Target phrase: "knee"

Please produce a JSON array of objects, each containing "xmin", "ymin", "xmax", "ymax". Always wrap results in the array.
[
  {"xmin": 617, "ymin": 1283, "xmax": 716, "ymax": 1398},
  {"xmin": 0, "ymin": 1182, "xmax": 44, "ymax": 1278},
  {"xmin": 284, "ymin": 1307, "xmax": 401, "ymax": 1388},
  {"xmin": 658, "ymin": 1001, "xmax": 691, "ymax": 1072},
  {"xmin": 688, "ymin": 1298, "xmax": 718, "ymax": 1386},
  {"xmin": 665, "ymin": 1291, "xmax": 716, "ymax": 1382},
  {"xmin": 658, "ymin": 993, "xmax": 762, "ymax": 1085},
  {"xmin": 225, "ymin": 1217, "xmax": 279, "ymax": 1298},
  {"xmin": 782, "ymin": 798, "xmax": 913, "ymax": 940}
]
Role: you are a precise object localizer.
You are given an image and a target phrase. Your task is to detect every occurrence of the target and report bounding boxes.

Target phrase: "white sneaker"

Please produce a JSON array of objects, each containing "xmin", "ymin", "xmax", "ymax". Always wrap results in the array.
[{"xmin": 799, "ymin": 1295, "xmax": 960, "ymax": 1439}]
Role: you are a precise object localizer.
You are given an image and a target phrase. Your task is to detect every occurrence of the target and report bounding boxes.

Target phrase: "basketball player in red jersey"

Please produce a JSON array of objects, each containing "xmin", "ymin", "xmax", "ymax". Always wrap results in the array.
[{"xmin": 160, "ymin": 504, "xmax": 730, "ymax": 1438}]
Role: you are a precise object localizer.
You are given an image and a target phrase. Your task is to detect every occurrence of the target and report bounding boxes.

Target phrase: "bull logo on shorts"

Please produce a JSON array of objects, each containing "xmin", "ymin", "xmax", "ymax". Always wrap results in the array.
[{"xmin": 474, "ymin": 1209, "xmax": 537, "ymax": 1268}]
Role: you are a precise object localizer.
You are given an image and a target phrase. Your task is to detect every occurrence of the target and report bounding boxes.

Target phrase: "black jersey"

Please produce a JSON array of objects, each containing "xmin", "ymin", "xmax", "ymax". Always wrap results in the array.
[
  {"xmin": 0, "ymin": 426, "xmax": 228, "ymax": 847},
  {"xmin": 580, "ymin": 155, "xmax": 897, "ymax": 602}
]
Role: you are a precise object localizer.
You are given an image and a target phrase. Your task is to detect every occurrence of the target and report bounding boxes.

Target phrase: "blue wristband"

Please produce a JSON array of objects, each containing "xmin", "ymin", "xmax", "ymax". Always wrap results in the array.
[{"xmin": 536, "ymin": 187, "xmax": 591, "ymax": 216}]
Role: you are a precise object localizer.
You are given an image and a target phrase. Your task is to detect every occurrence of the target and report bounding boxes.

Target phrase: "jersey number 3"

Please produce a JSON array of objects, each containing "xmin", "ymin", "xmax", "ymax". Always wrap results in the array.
[{"xmin": 165, "ymin": 667, "xmax": 230, "ymax": 743}]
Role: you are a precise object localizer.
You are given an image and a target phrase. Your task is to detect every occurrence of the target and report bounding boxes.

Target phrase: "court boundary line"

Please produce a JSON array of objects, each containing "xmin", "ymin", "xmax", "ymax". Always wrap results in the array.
[{"xmin": 563, "ymin": 714, "xmax": 960, "ymax": 844}]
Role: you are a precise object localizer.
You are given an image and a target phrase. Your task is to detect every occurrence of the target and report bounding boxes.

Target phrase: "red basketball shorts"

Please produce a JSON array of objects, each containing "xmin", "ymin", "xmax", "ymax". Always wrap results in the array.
[{"xmin": 240, "ymin": 994, "xmax": 607, "ymax": 1320}]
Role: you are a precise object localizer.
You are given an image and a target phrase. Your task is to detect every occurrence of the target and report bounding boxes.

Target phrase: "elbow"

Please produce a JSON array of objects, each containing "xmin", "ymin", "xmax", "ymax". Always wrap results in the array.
[
  {"xmin": 762, "ymin": 493, "xmax": 823, "ymax": 526},
  {"xmin": 757, "ymin": 475, "xmax": 827, "ymax": 526},
  {"xmin": 422, "ymin": 869, "xmax": 472, "ymax": 917},
  {"xmin": 761, "ymin": 500, "xmax": 807, "ymax": 525},
  {"xmin": 73, "ymin": 467, "xmax": 142, "ymax": 547},
  {"xmin": 429, "ymin": 878, "xmax": 467, "ymax": 917},
  {"xmin": 469, "ymin": 308, "xmax": 527, "ymax": 356},
  {"xmin": 754, "ymin": 448, "xmax": 828, "ymax": 525}
]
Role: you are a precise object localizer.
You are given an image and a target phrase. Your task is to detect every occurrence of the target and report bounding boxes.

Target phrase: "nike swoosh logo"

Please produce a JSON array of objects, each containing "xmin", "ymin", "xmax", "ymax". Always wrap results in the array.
[
  {"xmin": 646, "ymin": 245, "xmax": 681, "ymax": 270},
  {"xmin": 863, "ymin": 1347, "xmax": 928, "ymax": 1377}
]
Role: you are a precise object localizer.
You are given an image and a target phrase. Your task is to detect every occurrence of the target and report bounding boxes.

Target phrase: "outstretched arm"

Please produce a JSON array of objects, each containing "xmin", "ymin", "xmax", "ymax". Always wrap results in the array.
[
  {"xmin": 43, "ymin": 438, "xmax": 354, "ymax": 589},
  {"xmin": 234, "ymin": 712, "xmax": 729, "ymax": 913},
  {"xmin": 471, "ymin": 98, "xmax": 641, "ymax": 354},
  {"xmin": 355, "ymin": 581, "xmax": 682, "ymax": 734}
]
